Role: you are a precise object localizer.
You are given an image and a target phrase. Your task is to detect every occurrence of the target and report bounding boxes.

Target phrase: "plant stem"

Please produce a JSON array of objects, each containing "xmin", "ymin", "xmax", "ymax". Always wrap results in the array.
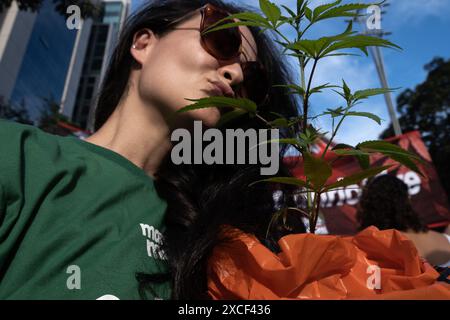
[
  {"xmin": 322, "ymin": 112, "xmax": 348, "ymax": 159},
  {"xmin": 300, "ymin": 22, "xmax": 313, "ymax": 39},
  {"xmin": 255, "ymin": 113, "xmax": 273, "ymax": 128},
  {"xmin": 302, "ymin": 58, "xmax": 318, "ymax": 134},
  {"xmin": 310, "ymin": 192, "xmax": 322, "ymax": 234},
  {"xmin": 273, "ymin": 29, "xmax": 291, "ymax": 47}
]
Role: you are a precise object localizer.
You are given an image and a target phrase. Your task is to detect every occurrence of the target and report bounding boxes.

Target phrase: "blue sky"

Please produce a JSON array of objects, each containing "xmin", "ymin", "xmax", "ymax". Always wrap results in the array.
[{"xmin": 131, "ymin": 0, "xmax": 450, "ymax": 145}]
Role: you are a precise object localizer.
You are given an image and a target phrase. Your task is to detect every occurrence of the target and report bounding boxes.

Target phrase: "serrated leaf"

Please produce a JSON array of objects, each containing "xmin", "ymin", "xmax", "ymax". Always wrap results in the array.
[
  {"xmin": 304, "ymin": 7, "xmax": 313, "ymax": 21},
  {"xmin": 321, "ymin": 35, "xmax": 402, "ymax": 57},
  {"xmin": 342, "ymin": 79, "xmax": 351, "ymax": 100},
  {"xmin": 325, "ymin": 165, "xmax": 392, "ymax": 190},
  {"xmin": 303, "ymin": 152, "xmax": 332, "ymax": 190},
  {"xmin": 346, "ymin": 111, "xmax": 382, "ymax": 125},
  {"xmin": 309, "ymin": 83, "xmax": 339, "ymax": 94},
  {"xmin": 216, "ymin": 109, "xmax": 247, "ymax": 127},
  {"xmin": 179, "ymin": 97, "xmax": 257, "ymax": 114},
  {"xmin": 356, "ymin": 140, "xmax": 424, "ymax": 175},
  {"xmin": 200, "ymin": 11, "xmax": 270, "ymax": 35},
  {"xmin": 276, "ymin": 16, "xmax": 292, "ymax": 28},
  {"xmin": 332, "ymin": 144, "xmax": 371, "ymax": 169},
  {"xmin": 353, "ymin": 88, "xmax": 397, "ymax": 101},
  {"xmin": 297, "ymin": 0, "xmax": 307, "ymax": 13},
  {"xmin": 202, "ymin": 21, "xmax": 267, "ymax": 35},
  {"xmin": 324, "ymin": 108, "xmax": 345, "ymax": 118},
  {"xmin": 332, "ymin": 89, "xmax": 346, "ymax": 101},
  {"xmin": 357, "ymin": 141, "xmax": 422, "ymax": 161},
  {"xmin": 259, "ymin": 0, "xmax": 281, "ymax": 25},
  {"xmin": 287, "ymin": 24, "xmax": 355, "ymax": 58},
  {"xmin": 230, "ymin": 12, "xmax": 269, "ymax": 24},
  {"xmin": 286, "ymin": 38, "xmax": 324, "ymax": 58},
  {"xmin": 323, "ymin": 52, "xmax": 361, "ymax": 57},
  {"xmin": 312, "ymin": 0, "xmax": 342, "ymax": 21},
  {"xmin": 333, "ymin": 149, "xmax": 371, "ymax": 156},
  {"xmin": 334, "ymin": 149, "xmax": 371, "ymax": 169},
  {"xmin": 314, "ymin": 3, "xmax": 371, "ymax": 22},
  {"xmin": 281, "ymin": 4, "xmax": 297, "ymax": 20},
  {"xmin": 270, "ymin": 118, "xmax": 290, "ymax": 128},
  {"xmin": 387, "ymin": 153, "xmax": 423, "ymax": 175},
  {"xmin": 356, "ymin": 154, "xmax": 370, "ymax": 170},
  {"xmin": 332, "ymin": 143, "xmax": 354, "ymax": 150}
]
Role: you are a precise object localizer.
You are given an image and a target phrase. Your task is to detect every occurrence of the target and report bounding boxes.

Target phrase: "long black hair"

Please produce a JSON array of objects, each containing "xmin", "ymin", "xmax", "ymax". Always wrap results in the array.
[
  {"xmin": 93, "ymin": 0, "xmax": 305, "ymax": 299},
  {"xmin": 356, "ymin": 174, "xmax": 427, "ymax": 233}
]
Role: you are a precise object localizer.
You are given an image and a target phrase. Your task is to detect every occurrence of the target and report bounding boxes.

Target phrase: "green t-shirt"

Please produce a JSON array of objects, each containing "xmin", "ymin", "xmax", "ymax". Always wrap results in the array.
[{"xmin": 0, "ymin": 119, "xmax": 171, "ymax": 300}]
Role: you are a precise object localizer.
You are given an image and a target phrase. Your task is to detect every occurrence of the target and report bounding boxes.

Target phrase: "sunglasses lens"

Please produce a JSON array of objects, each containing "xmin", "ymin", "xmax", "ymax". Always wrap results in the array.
[
  {"xmin": 240, "ymin": 62, "xmax": 269, "ymax": 105},
  {"xmin": 202, "ymin": 6, "xmax": 269, "ymax": 105},
  {"xmin": 202, "ymin": 7, "xmax": 241, "ymax": 60}
]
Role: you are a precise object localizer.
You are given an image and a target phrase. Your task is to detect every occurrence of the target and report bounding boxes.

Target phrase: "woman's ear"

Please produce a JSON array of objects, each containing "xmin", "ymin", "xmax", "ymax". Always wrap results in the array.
[{"xmin": 130, "ymin": 28, "xmax": 157, "ymax": 65}]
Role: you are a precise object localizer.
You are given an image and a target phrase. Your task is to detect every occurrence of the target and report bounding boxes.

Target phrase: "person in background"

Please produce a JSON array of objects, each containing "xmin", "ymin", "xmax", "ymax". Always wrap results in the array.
[{"xmin": 357, "ymin": 174, "xmax": 450, "ymax": 267}]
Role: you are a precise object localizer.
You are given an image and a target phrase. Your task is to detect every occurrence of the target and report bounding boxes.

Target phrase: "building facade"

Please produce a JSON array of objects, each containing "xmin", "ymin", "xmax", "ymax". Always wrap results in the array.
[
  {"xmin": 0, "ymin": 1, "xmax": 37, "ymax": 106},
  {"xmin": 0, "ymin": 0, "xmax": 79, "ymax": 122},
  {"xmin": 60, "ymin": 0, "xmax": 130, "ymax": 131}
]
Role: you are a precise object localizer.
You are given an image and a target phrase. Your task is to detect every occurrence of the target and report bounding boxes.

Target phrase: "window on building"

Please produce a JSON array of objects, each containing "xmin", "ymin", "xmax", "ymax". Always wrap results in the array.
[{"xmin": 91, "ymin": 59, "xmax": 103, "ymax": 71}]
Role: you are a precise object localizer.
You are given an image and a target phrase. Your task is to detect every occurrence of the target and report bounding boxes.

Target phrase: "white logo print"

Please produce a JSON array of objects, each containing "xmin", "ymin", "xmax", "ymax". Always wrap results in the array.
[
  {"xmin": 97, "ymin": 294, "xmax": 120, "ymax": 300},
  {"xmin": 140, "ymin": 224, "xmax": 167, "ymax": 260}
]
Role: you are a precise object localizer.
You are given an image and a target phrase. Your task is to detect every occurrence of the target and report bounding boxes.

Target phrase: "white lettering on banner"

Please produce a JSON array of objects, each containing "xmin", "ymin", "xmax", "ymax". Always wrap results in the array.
[
  {"xmin": 140, "ymin": 223, "xmax": 166, "ymax": 260},
  {"xmin": 320, "ymin": 171, "xmax": 422, "ymax": 208}
]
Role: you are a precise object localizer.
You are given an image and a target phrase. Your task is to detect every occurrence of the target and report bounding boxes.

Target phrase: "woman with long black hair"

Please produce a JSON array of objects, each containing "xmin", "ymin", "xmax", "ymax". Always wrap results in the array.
[
  {"xmin": 91, "ymin": 0, "xmax": 306, "ymax": 299},
  {"xmin": 0, "ymin": 0, "xmax": 304, "ymax": 299}
]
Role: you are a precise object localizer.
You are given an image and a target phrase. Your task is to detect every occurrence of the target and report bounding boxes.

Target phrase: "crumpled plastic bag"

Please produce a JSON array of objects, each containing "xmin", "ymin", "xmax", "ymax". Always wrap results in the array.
[{"xmin": 207, "ymin": 226, "xmax": 450, "ymax": 299}]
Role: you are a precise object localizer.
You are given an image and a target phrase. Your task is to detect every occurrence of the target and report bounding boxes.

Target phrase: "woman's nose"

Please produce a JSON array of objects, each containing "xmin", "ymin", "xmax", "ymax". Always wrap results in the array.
[{"xmin": 218, "ymin": 61, "xmax": 244, "ymax": 87}]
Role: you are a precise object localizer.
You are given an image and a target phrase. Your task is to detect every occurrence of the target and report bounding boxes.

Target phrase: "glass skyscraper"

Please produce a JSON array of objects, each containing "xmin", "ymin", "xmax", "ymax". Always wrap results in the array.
[
  {"xmin": 8, "ymin": 0, "xmax": 78, "ymax": 122},
  {"xmin": 61, "ymin": 0, "xmax": 130, "ymax": 131}
]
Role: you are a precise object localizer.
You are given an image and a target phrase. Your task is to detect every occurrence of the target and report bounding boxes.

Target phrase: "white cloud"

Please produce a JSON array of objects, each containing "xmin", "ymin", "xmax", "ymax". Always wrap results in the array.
[{"xmin": 391, "ymin": 0, "xmax": 450, "ymax": 19}]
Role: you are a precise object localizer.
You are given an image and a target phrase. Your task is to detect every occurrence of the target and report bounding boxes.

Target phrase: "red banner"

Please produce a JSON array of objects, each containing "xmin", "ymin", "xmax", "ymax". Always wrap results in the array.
[{"xmin": 284, "ymin": 131, "xmax": 450, "ymax": 235}]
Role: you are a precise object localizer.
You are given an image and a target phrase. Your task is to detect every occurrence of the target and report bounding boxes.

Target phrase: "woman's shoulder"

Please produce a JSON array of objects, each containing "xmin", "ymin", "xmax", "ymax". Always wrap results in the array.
[
  {"xmin": 0, "ymin": 119, "xmax": 80, "ymax": 163},
  {"xmin": 0, "ymin": 118, "xmax": 62, "ymax": 146},
  {"xmin": 0, "ymin": 118, "xmax": 38, "ymax": 136}
]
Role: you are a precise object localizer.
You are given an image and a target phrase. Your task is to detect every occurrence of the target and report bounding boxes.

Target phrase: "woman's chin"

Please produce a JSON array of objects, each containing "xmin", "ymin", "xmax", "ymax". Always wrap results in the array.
[{"xmin": 189, "ymin": 107, "xmax": 221, "ymax": 127}]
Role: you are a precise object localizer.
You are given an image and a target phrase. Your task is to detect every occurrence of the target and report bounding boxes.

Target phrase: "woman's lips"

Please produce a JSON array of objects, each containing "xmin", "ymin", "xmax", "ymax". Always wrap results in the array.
[
  {"xmin": 209, "ymin": 81, "xmax": 235, "ymax": 97},
  {"xmin": 206, "ymin": 84, "xmax": 224, "ymax": 97}
]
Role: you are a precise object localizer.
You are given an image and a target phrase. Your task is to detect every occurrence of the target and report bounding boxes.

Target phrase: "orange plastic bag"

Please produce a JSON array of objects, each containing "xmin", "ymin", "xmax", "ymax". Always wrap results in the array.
[{"xmin": 207, "ymin": 227, "xmax": 450, "ymax": 299}]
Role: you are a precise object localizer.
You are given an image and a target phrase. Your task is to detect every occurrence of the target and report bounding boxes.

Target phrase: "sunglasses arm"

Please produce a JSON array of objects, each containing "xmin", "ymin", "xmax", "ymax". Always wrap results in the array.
[{"xmin": 163, "ymin": 5, "xmax": 207, "ymax": 28}]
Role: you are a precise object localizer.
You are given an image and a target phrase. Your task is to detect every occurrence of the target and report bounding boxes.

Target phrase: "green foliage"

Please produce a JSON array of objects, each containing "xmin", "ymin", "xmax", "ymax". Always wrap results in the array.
[
  {"xmin": 324, "ymin": 165, "xmax": 391, "ymax": 190},
  {"xmin": 179, "ymin": 97, "xmax": 257, "ymax": 114},
  {"xmin": 259, "ymin": 0, "xmax": 282, "ymax": 26},
  {"xmin": 176, "ymin": 0, "xmax": 421, "ymax": 233},
  {"xmin": 303, "ymin": 152, "xmax": 332, "ymax": 189}
]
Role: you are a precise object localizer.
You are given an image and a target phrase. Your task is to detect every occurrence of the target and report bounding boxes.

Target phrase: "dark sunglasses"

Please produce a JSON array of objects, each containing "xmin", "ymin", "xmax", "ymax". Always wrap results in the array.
[{"xmin": 164, "ymin": 4, "xmax": 269, "ymax": 106}]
